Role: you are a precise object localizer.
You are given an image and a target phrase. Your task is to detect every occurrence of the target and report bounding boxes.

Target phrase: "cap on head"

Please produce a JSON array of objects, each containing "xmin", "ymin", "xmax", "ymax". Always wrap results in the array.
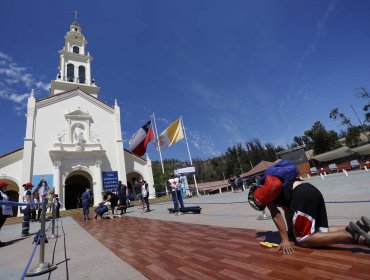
[
  {"xmin": 23, "ymin": 182, "xmax": 33, "ymax": 188},
  {"xmin": 248, "ymin": 175, "xmax": 282, "ymax": 211},
  {"xmin": 0, "ymin": 181, "xmax": 8, "ymax": 188},
  {"xmin": 248, "ymin": 184, "xmax": 265, "ymax": 211}
]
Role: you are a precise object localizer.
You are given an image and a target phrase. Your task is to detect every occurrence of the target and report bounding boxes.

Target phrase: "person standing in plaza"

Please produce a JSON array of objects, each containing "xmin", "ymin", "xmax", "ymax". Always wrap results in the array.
[
  {"xmin": 139, "ymin": 178, "xmax": 150, "ymax": 212},
  {"xmin": 81, "ymin": 187, "xmax": 91, "ymax": 221},
  {"xmin": 21, "ymin": 182, "xmax": 33, "ymax": 237},
  {"xmin": 54, "ymin": 194, "xmax": 61, "ymax": 219},
  {"xmin": 168, "ymin": 174, "xmax": 184, "ymax": 213},
  {"xmin": 0, "ymin": 181, "xmax": 13, "ymax": 247},
  {"xmin": 117, "ymin": 181, "xmax": 127, "ymax": 215}
]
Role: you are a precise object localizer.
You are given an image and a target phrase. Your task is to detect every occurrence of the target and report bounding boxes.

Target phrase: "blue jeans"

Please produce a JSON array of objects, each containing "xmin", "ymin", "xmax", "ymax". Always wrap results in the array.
[{"xmin": 172, "ymin": 190, "xmax": 184, "ymax": 211}]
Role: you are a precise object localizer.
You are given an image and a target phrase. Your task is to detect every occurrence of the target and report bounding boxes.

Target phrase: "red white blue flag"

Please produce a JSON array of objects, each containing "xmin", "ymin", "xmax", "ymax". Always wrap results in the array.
[{"xmin": 129, "ymin": 121, "xmax": 155, "ymax": 156}]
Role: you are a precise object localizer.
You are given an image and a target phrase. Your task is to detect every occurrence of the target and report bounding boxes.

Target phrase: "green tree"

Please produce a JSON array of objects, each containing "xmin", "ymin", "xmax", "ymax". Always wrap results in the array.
[
  {"xmin": 358, "ymin": 87, "xmax": 370, "ymax": 125},
  {"xmin": 304, "ymin": 121, "xmax": 340, "ymax": 155},
  {"xmin": 345, "ymin": 126, "xmax": 361, "ymax": 148}
]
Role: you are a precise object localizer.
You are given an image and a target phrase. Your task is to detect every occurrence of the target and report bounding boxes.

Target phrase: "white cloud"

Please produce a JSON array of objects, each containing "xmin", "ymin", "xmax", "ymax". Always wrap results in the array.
[
  {"xmin": 190, "ymin": 82, "xmax": 240, "ymax": 112},
  {"xmin": 187, "ymin": 129, "xmax": 221, "ymax": 158},
  {"xmin": 0, "ymin": 90, "xmax": 29, "ymax": 103},
  {"xmin": 0, "ymin": 52, "xmax": 11, "ymax": 61},
  {"xmin": 0, "ymin": 51, "xmax": 50, "ymax": 107}
]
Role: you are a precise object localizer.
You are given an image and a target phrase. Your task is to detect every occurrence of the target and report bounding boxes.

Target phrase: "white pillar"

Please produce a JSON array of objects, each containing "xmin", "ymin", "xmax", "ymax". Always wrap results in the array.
[
  {"xmin": 21, "ymin": 90, "xmax": 36, "ymax": 184},
  {"xmin": 94, "ymin": 160, "xmax": 103, "ymax": 206},
  {"xmin": 54, "ymin": 162, "xmax": 61, "ymax": 197},
  {"xmin": 113, "ymin": 100, "xmax": 127, "ymax": 183}
]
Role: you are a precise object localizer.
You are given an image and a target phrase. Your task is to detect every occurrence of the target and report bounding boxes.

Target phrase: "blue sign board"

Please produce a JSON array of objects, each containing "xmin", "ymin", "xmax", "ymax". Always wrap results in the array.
[{"xmin": 102, "ymin": 171, "xmax": 118, "ymax": 192}]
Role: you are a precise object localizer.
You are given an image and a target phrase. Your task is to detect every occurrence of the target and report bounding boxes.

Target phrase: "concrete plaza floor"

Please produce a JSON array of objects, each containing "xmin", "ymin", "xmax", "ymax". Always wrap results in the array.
[{"xmin": 0, "ymin": 170, "xmax": 369, "ymax": 279}]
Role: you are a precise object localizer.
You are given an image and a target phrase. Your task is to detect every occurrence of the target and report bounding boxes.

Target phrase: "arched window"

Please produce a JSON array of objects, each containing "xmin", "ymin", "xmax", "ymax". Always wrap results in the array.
[
  {"xmin": 78, "ymin": 66, "xmax": 86, "ymax": 84},
  {"xmin": 67, "ymin": 64, "xmax": 74, "ymax": 82},
  {"xmin": 73, "ymin": 46, "xmax": 79, "ymax": 54}
]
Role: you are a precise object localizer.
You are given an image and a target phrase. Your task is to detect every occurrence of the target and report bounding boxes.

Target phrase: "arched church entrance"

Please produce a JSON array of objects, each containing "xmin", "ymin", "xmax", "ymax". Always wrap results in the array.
[
  {"xmin": 64, "ymin": 171, "xmax": 92, "ymax": 210},
  {"xmin": 126, "ymin": 171, "xmax": 143, "ymax": 197},
  {"xmin": 0, "ymin": 179, "xmax": 20, "ymax": 216}
]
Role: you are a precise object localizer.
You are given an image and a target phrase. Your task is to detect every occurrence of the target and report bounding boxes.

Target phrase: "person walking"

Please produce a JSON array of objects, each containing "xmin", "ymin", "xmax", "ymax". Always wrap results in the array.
[
  {"xmin": 0, "ymin": 181, "xmax": 13, "ymax": 247},
  {"xmin": 81, "ymin": 187, "xmax": 91, "ymax": 221}
]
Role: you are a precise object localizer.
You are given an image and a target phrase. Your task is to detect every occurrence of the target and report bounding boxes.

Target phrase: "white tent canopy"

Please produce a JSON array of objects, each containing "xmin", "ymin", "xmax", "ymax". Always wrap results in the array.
[
  {"xmin": 311, "ymin": 146, "xmax": 354, "ymax": 162},
  {"xmin": 351, "ymin": 143, "xmax": 370, "ymax": 155}
]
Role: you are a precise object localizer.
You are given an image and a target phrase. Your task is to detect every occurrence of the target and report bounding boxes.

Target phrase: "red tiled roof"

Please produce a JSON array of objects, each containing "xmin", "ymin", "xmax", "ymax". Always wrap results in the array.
[
  {"xmin": 240, "ymin": 160, "xmax": 275, "ymax": 178},
  {"xmin": 189, "ymin": 180, "xmax": 229, "ymax": 191}
]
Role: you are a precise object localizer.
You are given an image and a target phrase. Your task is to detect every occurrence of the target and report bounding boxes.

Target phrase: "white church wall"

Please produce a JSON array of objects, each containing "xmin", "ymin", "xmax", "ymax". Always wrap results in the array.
[{"xmin": 32, "ymin": 93, "xmax": 122, "ymax": 178}]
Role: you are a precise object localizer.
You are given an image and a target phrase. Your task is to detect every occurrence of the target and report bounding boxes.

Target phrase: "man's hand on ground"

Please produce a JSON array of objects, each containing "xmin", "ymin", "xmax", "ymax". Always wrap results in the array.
[{"xmin": 277, "ymin": 240, "xmax": 294, "ymax": 254}]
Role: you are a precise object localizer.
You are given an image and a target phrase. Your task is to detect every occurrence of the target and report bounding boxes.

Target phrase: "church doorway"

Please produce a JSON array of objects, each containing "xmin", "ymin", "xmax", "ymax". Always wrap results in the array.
[
  {"xmin": 126, "ymin": 171, "xmax": 143, "ymax": 198},
  {"xmin": 64, "ymin": 172, "xmax": 92, "ymax": 210}
]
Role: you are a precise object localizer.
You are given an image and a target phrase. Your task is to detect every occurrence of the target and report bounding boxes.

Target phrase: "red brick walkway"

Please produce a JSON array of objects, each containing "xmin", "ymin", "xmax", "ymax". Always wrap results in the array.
[{"xmin": 73, "ymin": 215, "xmax": 370, "ymax": 279}]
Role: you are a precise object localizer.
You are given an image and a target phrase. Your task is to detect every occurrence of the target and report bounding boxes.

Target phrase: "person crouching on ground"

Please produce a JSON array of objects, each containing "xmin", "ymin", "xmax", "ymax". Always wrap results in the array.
[
  {"xmin": 100, "ymin": 190, "xmax": 118, "ymax": 216},
  {"xmin": 248, "ymin": 160, "xmax": 370, "ymax": 254}
]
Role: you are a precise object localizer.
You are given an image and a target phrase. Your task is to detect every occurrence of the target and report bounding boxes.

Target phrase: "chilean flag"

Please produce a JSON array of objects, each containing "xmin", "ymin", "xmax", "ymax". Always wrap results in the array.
[{"xmin": 129, "ymin": 121, "xmax": 155, "ymax": 157}]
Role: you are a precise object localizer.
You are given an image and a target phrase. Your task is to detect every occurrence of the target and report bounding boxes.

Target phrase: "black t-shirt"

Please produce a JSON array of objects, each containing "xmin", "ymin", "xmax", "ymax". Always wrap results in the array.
[
  {"xmin": 274, "ymin": 182, "xmax": 293, "ymax": 209},
  {"xmin": 106, "ymin": 191, "xmax": 118, "ymax": 206},
  {"xmin": 117, "ymin": 185, "xmax": 127, "ymax": 199}
]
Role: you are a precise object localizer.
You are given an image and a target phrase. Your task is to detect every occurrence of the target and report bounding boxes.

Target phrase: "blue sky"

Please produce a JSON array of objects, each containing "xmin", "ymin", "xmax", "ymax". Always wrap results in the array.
[{"xmin": 1, "ymin": 0, "xmax": 370, "ymax": 161}]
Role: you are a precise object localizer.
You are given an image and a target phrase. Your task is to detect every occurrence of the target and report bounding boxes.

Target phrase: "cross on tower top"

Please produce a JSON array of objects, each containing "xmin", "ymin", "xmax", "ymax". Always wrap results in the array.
[{"xmin": 72, "ymin": 11, "xmax": 80, "ymax": 22}]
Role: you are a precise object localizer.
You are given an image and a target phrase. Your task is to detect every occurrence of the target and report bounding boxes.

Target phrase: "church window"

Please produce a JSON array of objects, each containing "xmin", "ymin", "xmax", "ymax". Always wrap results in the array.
[
  {"xmin": 67, "ymin": 64, "xmax": 74, "ymax": 82},
  {"xmin": 73, "ymin": 46, "xmax": 79, "ymax": 54},
  {"xmin": 78, "ymin": 66, "xmax": 86, "ymax": 84}
]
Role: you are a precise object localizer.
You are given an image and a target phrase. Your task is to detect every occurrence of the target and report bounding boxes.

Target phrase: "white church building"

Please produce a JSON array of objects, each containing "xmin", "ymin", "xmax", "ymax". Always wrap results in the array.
[{"xmin": 0, "ymin": 19, "xmax": 155, "ymax": 214}]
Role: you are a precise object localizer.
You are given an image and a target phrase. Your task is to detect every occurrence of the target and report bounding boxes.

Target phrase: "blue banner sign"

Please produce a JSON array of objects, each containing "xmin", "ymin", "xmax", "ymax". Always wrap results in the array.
[{"xmin": 102, "ymin": 171, "xmax": 118, "ymax": 192}]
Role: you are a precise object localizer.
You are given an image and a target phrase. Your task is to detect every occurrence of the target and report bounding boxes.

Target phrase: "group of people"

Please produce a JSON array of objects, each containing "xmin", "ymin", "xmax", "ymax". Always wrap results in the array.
[
  {"xmin": 81, "ymin": 178, "xmax": 151, "ymax": 221},
  {"xmin": 0, "ymin": 180, "xmax": 62, "ymax": 244},
  {"xmin": 228, "ymin": 175, "xmax": 244, "ymax": 191},
  {"xmin": 4, "ymin": 159, "xmax": 369, "ymax": 254},
  {"xmin": 21, "ymin": 181, "xmax": 61, "ymax": 237}
]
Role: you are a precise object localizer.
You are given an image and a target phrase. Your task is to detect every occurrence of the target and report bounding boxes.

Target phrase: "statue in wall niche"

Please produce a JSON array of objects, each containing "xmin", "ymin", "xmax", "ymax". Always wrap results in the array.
[{"xmin": 74, "ymin": 124, "xmax": 85, "ymax": 144}]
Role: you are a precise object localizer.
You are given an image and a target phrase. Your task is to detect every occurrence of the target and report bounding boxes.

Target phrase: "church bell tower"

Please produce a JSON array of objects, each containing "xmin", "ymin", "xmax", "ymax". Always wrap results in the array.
[{"xmin": 50, "ymin": 12, "xmax": 100, "ymax": 98}]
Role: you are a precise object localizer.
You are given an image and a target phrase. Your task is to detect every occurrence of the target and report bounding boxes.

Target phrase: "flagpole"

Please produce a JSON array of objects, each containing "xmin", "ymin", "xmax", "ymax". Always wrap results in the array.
[
  {"xmin": 152, "ymin": 112, "xmax": 164, "ymax": 173},
  {"xmin": 152, "ymin": 112, "xmax": 168, "ymax": 195},
  {"xmin": 180, "ymin": 116, "xmax": 199, "ymax": 196}
]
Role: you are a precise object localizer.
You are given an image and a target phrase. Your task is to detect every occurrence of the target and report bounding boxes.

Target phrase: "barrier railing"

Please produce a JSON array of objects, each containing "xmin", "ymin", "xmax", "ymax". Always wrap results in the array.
[{"xmin": 0, "ymin": 199, "xmax": 58, "ymax": 278}]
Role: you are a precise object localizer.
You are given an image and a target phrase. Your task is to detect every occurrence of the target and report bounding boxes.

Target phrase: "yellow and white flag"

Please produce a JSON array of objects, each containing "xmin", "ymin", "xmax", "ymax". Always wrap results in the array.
[{"xmin": 157, "ymin": 118, "xmax": 184, "ymax": 150}]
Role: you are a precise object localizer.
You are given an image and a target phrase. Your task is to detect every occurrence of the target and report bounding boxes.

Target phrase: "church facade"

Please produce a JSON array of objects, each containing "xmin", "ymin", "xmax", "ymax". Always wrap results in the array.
[{"xmin": 0, "ymin": 20, "xmax": 154, "ymax": 213}]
